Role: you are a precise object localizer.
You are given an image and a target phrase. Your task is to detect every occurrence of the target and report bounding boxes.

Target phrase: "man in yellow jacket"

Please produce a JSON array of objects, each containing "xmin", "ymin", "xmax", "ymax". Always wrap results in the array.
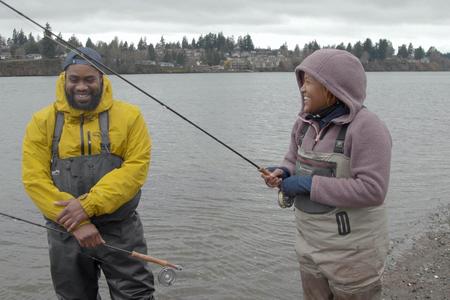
[{"xmin": 22, "ymin": 47, "xmax": 155, "ymax": 299}]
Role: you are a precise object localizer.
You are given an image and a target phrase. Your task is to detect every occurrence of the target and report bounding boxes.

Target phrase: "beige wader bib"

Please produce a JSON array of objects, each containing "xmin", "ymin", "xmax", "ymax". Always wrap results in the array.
[{"xmin": 294, "ymin": 124, "xmax": 388, "ymax": 297}]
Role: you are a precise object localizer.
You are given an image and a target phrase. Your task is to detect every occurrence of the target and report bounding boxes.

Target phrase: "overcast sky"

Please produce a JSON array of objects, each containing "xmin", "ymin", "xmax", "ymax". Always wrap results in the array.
[{"xmin": 0, "ymin": 0, "xmax": 449, "ymax": 52}]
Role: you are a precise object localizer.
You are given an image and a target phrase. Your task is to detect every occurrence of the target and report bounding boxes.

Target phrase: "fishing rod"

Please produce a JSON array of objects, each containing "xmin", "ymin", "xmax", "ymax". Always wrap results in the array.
[
  {"xmin": 0, "ymin": 0, "xmax": 270, "ymax": 176},
  {"xmin": 0, "ymin": 211, "xmax": 182, "ymax": 285}
]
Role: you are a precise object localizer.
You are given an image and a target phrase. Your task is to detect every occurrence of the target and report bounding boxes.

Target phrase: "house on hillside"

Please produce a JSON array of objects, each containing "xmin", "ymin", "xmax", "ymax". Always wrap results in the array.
[
  {"xmin": 0, "ymin": 50, "xmax": 11, "ymax": 60},
  {"xmin": 26, "ymin": 53, "xmax": 42, "ymax": 60}
]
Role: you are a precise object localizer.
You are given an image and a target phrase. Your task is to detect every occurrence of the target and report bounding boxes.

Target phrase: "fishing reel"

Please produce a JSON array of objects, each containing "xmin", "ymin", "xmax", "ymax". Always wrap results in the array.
[
  {"xmin": 158, "ymin": 267, "xmax": 177, "ymax": 286},
  {"xmin": 278, "ymin": 190, "xmax": 294, "ymax": 208}
]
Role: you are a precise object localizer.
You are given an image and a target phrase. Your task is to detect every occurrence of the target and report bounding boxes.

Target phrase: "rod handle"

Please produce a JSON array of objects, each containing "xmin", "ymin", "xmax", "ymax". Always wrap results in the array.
[
  {"xmin": 258, "ymin": 167, "xmax": 271, "ymax": 176},
  {"xmin": 131, "ymin": 251, "xmax": 182, "ymax": 270}
]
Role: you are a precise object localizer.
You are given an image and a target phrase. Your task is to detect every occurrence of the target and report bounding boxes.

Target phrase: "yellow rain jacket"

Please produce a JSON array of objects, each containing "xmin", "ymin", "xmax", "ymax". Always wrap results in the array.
[{"xmin": 22, "ymin": 73, "xmax": 151, "ymax": 222}]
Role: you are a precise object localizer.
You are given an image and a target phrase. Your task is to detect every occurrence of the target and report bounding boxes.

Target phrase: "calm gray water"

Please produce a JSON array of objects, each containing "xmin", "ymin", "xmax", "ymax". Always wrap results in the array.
[{"xmin": 0, "ymin": 72, "xmax": 449, "ymax": 299}]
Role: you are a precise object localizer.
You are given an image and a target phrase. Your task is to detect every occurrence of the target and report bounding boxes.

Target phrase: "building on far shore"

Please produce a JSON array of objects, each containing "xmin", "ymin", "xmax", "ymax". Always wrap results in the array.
[{"xmin": 26, "ymin": 53, "xmax": 42, "ymax": 60}]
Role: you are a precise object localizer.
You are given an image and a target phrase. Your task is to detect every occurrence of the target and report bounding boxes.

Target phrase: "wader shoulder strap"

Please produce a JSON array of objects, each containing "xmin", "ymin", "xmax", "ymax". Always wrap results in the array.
[
  {"xmin": 334, "ymin": 124, "xmax": 349, "ymax": 154},
  {"xmin": 99, "ymin": 111, "xmax": 110, "ymax": 153},
  {"xmin": 298, "ymin": 123, "xmax": 310, "ymax": 147},
  {"xmin": 51, "ymin": 112, "xmax": 65, "ymax": 160}
]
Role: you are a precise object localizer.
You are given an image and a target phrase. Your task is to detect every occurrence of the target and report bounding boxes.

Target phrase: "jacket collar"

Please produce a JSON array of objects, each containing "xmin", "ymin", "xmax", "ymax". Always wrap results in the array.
[{"xmin": 305, "ymin": 101, "xmax": 349, "ymax": 129}]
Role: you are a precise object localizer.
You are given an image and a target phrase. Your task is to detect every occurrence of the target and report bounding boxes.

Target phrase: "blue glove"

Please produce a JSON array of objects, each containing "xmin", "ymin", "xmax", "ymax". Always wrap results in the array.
[
  {"xmin": 266, "ymin": 166, "xmax": 291, "ymax": 179},
  {"xmin": 280, "ymin": 175, "xmax": 312, "ymax": 197}
]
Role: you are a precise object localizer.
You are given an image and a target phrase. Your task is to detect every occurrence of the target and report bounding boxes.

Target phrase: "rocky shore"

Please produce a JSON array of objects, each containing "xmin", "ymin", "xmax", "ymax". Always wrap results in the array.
[{"xmin": 382, "ymin": 204, "xmax": 449, "ymax": 299}]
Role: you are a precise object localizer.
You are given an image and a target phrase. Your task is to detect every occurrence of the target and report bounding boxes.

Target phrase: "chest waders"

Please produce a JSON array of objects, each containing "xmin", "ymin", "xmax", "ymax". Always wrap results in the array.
[
  {"xmin": 50, "ymin": 111, "xmax": 140, "ymax": 224},
  {"xmin": 294, "ymin": 123, "xmax": 349, "ymax": 214},
  {"xmin": 294, "ymin": 123, "xmax": 388, "ymax": 296},
  {"xmin": 47, "ymin": 111, "xmax": 155, "ymax": 299}
]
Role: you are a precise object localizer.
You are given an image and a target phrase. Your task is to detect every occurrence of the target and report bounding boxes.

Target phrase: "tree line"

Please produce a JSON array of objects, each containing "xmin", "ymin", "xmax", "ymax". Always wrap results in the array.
[{"xmin": 1, "ymin": 23, "xmax": 449, "ymax": 71}]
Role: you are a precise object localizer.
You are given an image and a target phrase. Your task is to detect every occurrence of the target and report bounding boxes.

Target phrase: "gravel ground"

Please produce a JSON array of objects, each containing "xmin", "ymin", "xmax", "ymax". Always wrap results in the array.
[{"xmin": 382, "ymin": 204, "xmax": 450, "ymax": 300}]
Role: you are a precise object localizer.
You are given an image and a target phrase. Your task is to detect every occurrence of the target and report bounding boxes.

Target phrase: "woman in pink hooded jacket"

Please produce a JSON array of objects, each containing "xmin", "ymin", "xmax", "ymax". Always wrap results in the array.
[{"xmin": 262, "ymin": 49, "xmax": 392, "ymax": 299}]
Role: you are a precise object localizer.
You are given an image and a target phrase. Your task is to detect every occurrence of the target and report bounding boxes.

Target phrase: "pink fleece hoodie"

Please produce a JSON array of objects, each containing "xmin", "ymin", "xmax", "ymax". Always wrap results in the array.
[{"xmin": 281, "ymin": 49, "xmax": 392, "ymax": 208}]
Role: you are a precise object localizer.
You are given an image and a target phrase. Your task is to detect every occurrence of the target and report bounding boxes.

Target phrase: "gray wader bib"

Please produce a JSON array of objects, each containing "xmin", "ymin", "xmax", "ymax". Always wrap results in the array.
[
  {"xmin": 47, "ymin": 111, "xmax": 154, "ymax": 300},
  {"xmin": 294, "ymin": 123, "xmax": 388, "ymax": 298}
]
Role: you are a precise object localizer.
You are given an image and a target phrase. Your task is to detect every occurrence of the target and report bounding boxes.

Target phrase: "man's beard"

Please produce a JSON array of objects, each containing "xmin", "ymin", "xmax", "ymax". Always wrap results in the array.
[{"xmin": 66, "ymin": 88, "xmax": 103, "ymax": 111}]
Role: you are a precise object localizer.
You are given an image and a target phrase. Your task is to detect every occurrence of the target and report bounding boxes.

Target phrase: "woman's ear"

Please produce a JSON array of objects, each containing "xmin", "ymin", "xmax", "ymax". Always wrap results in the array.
[{"xmin": 326, "ymin": 90, "xmax": 336, "ymax": 106}]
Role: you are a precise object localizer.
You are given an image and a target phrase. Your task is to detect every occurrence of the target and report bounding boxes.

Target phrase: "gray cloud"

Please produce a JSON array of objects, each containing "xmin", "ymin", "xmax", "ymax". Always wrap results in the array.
[{"xmin": 0, "ymin": 0, "xmax": 448, "ymax": 51}]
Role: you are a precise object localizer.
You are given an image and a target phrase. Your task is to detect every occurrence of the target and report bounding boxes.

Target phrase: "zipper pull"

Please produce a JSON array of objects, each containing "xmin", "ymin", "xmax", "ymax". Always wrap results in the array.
[{"xmin": 87, "ymin": 131, "xmax": 92, "ymax": 155}]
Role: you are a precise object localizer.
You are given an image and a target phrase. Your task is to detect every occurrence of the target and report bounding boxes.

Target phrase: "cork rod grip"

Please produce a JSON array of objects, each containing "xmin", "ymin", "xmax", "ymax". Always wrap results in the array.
[
  {"xmin": 258, "ymin": 167, "xmax": 271, "ymax": 176},
  {"xmin": 131, "ymin": 251, "xmax": 169, "ymax": 266}
]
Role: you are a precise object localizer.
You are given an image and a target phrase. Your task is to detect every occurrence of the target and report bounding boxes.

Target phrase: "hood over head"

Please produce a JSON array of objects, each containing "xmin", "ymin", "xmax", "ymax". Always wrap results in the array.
[
  {"xmin": 295, "ymin": 49, "xmax": 366, "ymax": 123},
  {"xmin": 54, "ymin": 72, "xmax": 113, "ymax": 118}
]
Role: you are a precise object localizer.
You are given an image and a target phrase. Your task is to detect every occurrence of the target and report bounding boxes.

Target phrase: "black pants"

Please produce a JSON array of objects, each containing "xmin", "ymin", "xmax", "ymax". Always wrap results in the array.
[{"xmin": 46, "ymin": 213, "xmax": 155, "ymax": 300}]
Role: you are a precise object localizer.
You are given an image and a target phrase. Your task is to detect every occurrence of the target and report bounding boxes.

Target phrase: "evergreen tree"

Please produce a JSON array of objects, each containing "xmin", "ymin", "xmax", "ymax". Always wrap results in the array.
[
  {"xmin": 10, "ymin": 28, "xmax": 27, "ymax": 46},
  {"xmin": 225, "ymin": 36, "xmax": 235, "ymax": 52},
  {"xmin": 397, "ymin": 44, "xmax": 409, "ymax": 59},
  {"xmin": 375, "ymin": 39, "xmax": 391, "ymax": 60},
  {"xmin": 407, "ymin": 43, "xmax": 414, "ymax": 58},
  {"xmin": 386, "ymin": 40, "xmax": 395, "ymax": 58},
  {"xmin": 426, "ymin": 46, "xmax": 439, "ymax": 58},
  {"xmin": 217, "ymin": 32, "xmax": 226, "ymax": 51},
  {"xmin": 294, "ymin": 44, "xmax": 301, "ymax": 57},
  {"xmin": 159, "ymin": 36, "xmax": 165, "ymax": 47},
  {"xmin": 311, "ymin": 40, "xmax": 320, "ymax": 51},
  {"xmin": 0, "ymin": 34, "xmax": 6, "ymax": 47},
  {"xmin": 182, "ymin": 36, "xmax": 189, "ymax": 49},
  {"xmin": 239, "ymin": 34, "xmax": 254, "ymax": 51},
  {"xmin": 148, "ymin": 43, "xmax": 156, "ymax": 60},
  {"xmin": 362, "ymin": 38, "xmax": 374, "ymax": 60},
  {"xmin": 40, "ymin": 23, "xmax": 56, "ymax": 58},
  {"xmin": 204, "ymin": 48, "xmax": 220, "ymax": 65},
  {"xmin": 137, "ymin": 37, "xmax": 147, "ymax": 50},
  {"xmin": 346, "ymin": 43, "xmax": 353, "ymax": 53},
  {"xmin": 279, "ymin": 42, "xmax": 288, "ymax": 57},
  {"xmin": 67, "ymin": 34, "xmax": 82, "ymax": 48},
  {"xmin": 107, "ymin": 37, "xmax": 120, "ymax": 66},
  {"xmin": 336, "ymin": 42, "xmax": 346, "ymax": 50},
  {"xmin": 352, "ymin": 41, "xmax": 363, "ymax": 58},
  {"xmin": 24, "ymin": 33, "xmax": 39, "ymax": 54},
  {"xmin": 85, "ymin": 37, "xmax": 95, "ymax": 48},
  {"xmin": 13, "ymin": 29, "xmax": 28, "ymax": 46},
  {"xmin": 54, "ymin": 33, "xmax": 66, "ymax": 56},
  {"xmin": 163, "ymin": 49, "xmax": 172, "ymax": 62},
  {"xmin": 109, "ymin": 37, "xmax": 120, "ymax": 50},
  {"xmin": 414, "ymin": 46, "xmax": 425, "ymax": 60},
  {"xmin": 11, "ymin": 29, "xmax": 18, "ymax": 45},
  {"xmin": 176, "ymin": 51, "xmax": 186, "ymax": 65},
  {"xmin": 9, "ymin": 29, "xmax": 19, "ymax": 56}
]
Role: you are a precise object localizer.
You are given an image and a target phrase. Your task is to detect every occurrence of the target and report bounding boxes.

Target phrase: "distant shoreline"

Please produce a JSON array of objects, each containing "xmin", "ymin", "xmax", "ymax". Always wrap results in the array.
[{"xmin": 1, "ymin": 58, "xmax": 449, "ymax": 77}]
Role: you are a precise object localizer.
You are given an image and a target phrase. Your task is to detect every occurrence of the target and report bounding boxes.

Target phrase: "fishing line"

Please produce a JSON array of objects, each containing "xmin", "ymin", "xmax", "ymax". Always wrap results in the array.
[{"xmin": 0, "ymin": 0, "xmax": 269, "ymax": 175}]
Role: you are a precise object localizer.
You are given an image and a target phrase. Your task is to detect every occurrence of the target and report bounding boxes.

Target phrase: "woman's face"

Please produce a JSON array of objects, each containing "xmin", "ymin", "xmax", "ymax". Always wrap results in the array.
[{"xmin": 300, "ymin": 73, "xmax": 335, "ymax": 114}]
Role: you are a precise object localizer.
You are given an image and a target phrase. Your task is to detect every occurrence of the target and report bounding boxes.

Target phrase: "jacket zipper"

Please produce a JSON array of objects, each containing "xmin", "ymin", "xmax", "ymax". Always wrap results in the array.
[
  {"xmin": 87, "ymin": 131, "xmax": 92, "ymax": 155},
  {"xmin": 80, "ymin": 115, "xmax": 85, "ymax": 155},
  {"xmin": 312, "ymin": 123, "xmax": 332, "ymax": 150}
]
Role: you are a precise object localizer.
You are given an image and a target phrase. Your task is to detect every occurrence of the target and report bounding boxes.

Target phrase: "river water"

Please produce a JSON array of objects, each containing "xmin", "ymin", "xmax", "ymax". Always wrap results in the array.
[{"xmin": 0, "ymin": 72, "xmax": 449, "ymax": 299}]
